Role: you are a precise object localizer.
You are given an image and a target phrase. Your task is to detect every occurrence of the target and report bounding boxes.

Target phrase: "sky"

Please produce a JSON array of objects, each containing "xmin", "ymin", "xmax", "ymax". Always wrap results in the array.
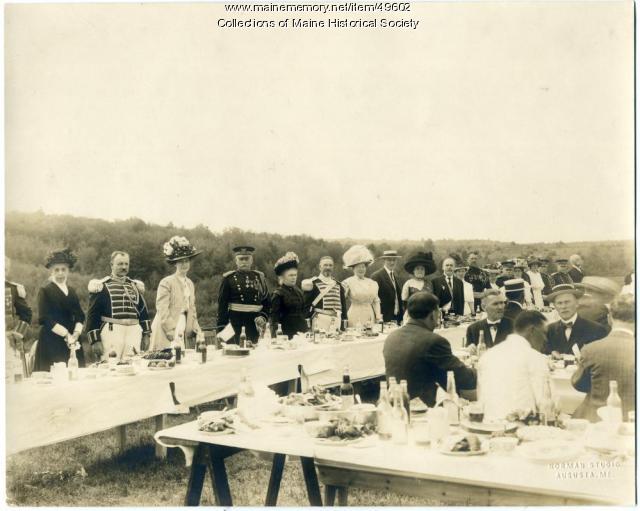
[{"xmin": 4, "ymin": 1, "xmax": 635, "ymax": 243}]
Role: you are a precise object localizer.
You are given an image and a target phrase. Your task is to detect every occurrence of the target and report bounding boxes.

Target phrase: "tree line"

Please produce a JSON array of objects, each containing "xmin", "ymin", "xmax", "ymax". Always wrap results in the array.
[{"xmin": 6, "ymin": 210, "xmax": 633, "ymax": 332}]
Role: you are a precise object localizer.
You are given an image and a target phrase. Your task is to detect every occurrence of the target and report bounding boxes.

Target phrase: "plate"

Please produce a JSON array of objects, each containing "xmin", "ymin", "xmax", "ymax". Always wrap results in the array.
[
  {"xmin": 517, "ymin": 425, "xmax": 572, "ymax": 442},
  {"xmin": 518, "ymin": 440, "xmax": 583, "ymax": 463},
  {"xmin": 461, "ymin": 419, "xmax": 518, "ymax": 434},
  {"xmin": 439, "ymin": 447, "xmax": 489, "ymax": 457},
  {"xmin": 314, "ymin": 436, "xmax": 374, "ymax": 447}
]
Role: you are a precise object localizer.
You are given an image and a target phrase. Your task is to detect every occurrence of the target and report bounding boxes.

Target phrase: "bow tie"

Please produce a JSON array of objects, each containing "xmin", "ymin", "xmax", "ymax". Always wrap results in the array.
[{"xmin": 562, "ymin": 321, "xmax": 574, "ymax": 328}]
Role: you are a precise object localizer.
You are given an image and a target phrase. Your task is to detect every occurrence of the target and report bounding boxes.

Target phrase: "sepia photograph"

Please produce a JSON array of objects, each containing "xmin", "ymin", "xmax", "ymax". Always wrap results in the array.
[{"xmin": 3, "ymin": 0, "xmax": 636, "ymax": 507}]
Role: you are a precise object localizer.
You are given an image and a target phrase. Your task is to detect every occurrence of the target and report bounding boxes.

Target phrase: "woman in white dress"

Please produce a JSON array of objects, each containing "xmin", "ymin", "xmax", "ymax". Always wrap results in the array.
[
  {"xmin": 401, "ymin": 252, "xmax": 436, "ymax": 323},
  {"xmin": 514, "ymin": 266, "xmax": 534, "ymax": 308},
  {"xmin": 525, "ymin": 260, "xmax": 545, "ymax": 308},
  {"xmin": 342, "ymin": 245, "xmax": 381, "ymax": 327}
]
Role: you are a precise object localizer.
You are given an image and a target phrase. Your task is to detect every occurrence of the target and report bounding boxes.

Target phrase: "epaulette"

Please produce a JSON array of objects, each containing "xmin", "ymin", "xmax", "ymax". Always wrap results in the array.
[
  {"xmin": 88, "ymin": 276, "xmax": 110, "ymax": 293},
  {"xmin": 301, "ymin": 278, "xmax": 314, "ymax": 292},
  {"xmin": 131, "ymin": 279, "xmax": 145, "ymax": 293},
  {"xmin": 223, "ymin": 270, "xmax": 235, "ymax": 278}
]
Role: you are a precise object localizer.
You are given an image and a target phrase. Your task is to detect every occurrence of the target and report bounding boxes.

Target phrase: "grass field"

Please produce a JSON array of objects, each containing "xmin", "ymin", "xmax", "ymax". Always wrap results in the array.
[{"xmin": 6, "ymin": 412, "xmax": 437, "ymax": 507}]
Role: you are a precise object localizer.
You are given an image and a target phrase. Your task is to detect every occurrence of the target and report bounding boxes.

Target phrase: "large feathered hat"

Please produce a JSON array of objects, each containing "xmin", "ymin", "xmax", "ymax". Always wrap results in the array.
[
  {"xmin": 45, "ymin": 248, "xmax": 77, "ymax": 269},
  {"xmin": 163, "ymin": 236, "xmax": 201, "ymax": 264},
  {"xmin": 343, "ymin": 245, "xmax": 374, "ymax": 269},
  {"xmin": 404, "ymin": 252, "xmax": 437, "ymax": 275},
  {"xmin": 274, "ymin": 252, "xmax": 299, "ymax": 276}
]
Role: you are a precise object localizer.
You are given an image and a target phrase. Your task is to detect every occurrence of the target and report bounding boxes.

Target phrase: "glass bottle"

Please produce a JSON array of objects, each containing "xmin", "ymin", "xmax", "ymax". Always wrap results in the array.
[
  {"xmin": 239, "ymin": 326, "xmax": 248, "ymax": 349},
  {"xmin": 400, "ymin": 379, "xmax": 411, "ymax": 424},
  {"xmin": 538, "ymin": 376, "xmax": 555, "ymax": 426},
  {"xmin": 606, "ymin": 380, "xmax": 623, "ymax": 424},
  {"xmin": 376, "ymin": 382, "xmax": 392, "ymax": 441},
  {"xmin": 388, "ymin": 377, "xmax": 398, "ymax": 407},
  {"xmin": 339, "ymin": 366, "xmax": 354, "ymax": 410},
  {"xmin": 68, "ymin": 344, "xmax": 79, "ymax": 381},
  {"xmin": 391, "ymin": 386, "xmax": 408, "ymax": 444},
  {"xmin": 444, "ymin": 371, "xmax": 460, "ymax": 425},
  {"xmin": 477, "ymin": 331, "xmax": 487, "ymax": 358}
]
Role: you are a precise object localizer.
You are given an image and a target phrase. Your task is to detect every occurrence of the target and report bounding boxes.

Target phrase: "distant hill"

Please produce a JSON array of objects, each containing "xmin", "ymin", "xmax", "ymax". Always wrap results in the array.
[{"xmin": 5, "ymin": 210, "xmax": 634, "ymax": 330}]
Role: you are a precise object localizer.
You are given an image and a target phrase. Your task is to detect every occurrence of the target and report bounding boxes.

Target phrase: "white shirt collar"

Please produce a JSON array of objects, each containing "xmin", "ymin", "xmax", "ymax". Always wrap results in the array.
[
  {"xmin": 384, "ymin": 266, "xmax": 395, "ymax": 276},
  {"xmin": 561, "ymin": 313, "xmax": 578, "ymax": 325}
]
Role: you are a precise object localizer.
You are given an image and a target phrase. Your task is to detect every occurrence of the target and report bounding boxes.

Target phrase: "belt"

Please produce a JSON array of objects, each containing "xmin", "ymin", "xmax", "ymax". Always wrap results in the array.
[
  {"xmin": 101, "ymin": 316, "xmax": 139, "ymax": 326},
  {"xmin": 229, "ymin": 303, "xmax": 263, "ymax": 313}
]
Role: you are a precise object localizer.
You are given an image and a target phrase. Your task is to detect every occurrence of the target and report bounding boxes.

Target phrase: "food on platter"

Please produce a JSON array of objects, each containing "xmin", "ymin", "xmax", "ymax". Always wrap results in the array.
[
  {"xmin": 197, "ymin": 410, "xmax": 236, "ymax": 434},
  {"xmin": 143, "ymin": 349, "xmax": 173, "ymax": 360},
  {"xmin": 516, "ymin": 425, "xmax": 572, "ymax": 442},
  {"xmin": 279, "ymin": 386, "xmax": 341, "ymax": 408},
  {"xmin": 518, "ymin": 440, "xmax": 583, "ymax": 463},
  {"xmin": 223, "ymin": 345, "xmax": 251, "ymax": 357},
  {"xmin": 440, "ymin": 434, "xmax": 487, "ymax": 455},
  {"xmin": 505, "ymin": 409, "xmax": 561, "ymax": 426},
  {"xmin": 147, "ymin": 359, "xmax": 175, "ymax": 369},
  {"xmin": 305, "ymin": 418, "xmax": 376, "ymax": 442}
]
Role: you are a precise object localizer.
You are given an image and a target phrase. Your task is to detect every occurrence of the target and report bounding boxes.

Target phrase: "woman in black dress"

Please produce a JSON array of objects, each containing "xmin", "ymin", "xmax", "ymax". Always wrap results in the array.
[
  {"xmin": 270, "ymin": 252, "xmax": 309, "ymax": 339},
  {"xmin": 33, "ymin": 249, "xmax": 86, "ymax": 371}
]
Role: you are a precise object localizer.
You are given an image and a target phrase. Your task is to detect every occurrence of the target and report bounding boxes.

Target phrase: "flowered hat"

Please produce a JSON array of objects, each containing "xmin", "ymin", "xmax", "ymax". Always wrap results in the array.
[
  {"xmin": 343, "ymin": 245, "xmax": 374, "ymax": 269},
  {"xmin": 45, "ymin": 248, "xmax": 77, "ymax": 269},
  {"xmin": 274, "ymin": 252, "xmax": 299, "ymax": 276},
  {"xmin": 163, "ymin": 236, "xmax": 201, "ymax": 264}
]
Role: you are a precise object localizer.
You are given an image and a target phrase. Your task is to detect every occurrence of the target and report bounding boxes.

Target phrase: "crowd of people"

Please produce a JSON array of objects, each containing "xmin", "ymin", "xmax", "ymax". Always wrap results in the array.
[{"xmin": 4, "ymin": 238, "xmax": 636, "ymax": 423}]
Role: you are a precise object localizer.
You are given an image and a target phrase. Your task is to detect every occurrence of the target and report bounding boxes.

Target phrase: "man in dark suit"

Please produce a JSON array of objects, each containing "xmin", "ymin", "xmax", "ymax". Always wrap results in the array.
[
  {"xmin": 466, "ymin": 289, "xmax": 513, "ymax": 348},
  {"xmin": 370, "ymin": 250, "xmax": 403, "ymax": 324},
  {"xmin": 495, "ymin": 260, "xmax": 515, "ymax": 288},
  {"xmin": 502, "ymin": 279, "xmax": 526, "ymax": 322},
  {"xmin": 551, "ymin": 259, "xmax": 574, "ymax": 286},
  {"xmin": 431, "ymin": 257, "xmax": 465, "ymax": 315},
  {"xmin": 544, "ymin": 284, "xmax": 608, "ymax": 356},
  {"xmin": 576, "ymin": 276, "xmax": 618, "ymax": 332},
  {"xmin": 572, "ymin": 293, "xmax": 635, "ymax": 422},
  {"xmin": 568, "ymin": 254, "xmax": 585, "ymax": 283},
  {"xmin": 383, "ymin": 292, "xmax": 476, "ymax": 406}
]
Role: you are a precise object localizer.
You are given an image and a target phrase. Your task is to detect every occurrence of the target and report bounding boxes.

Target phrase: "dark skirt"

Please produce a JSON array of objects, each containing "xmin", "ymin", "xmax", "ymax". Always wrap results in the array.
[{"xmin": 33, "ymin": 331, "xmax": 85, "ymax": 371}]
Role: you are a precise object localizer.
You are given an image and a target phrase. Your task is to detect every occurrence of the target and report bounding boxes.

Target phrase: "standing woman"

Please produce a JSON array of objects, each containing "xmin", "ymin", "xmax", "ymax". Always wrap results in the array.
[
  {"xmin": 401, "ymin": 252, "xmax": 436, "ymax": 322},
  {"xmin": 33, "ymin": 249, "xmax": 85, "ymax": 371},
  {"xmin": 342, "ymin": 245, "xmax": 381, "ymax": 327},
  {"xmin": 150, "ymin": 236, "xmax": 205, "ymax": 351},
  {"xmin": 270, "ymin": 252, "xmax": 308, "ymax": 339}
]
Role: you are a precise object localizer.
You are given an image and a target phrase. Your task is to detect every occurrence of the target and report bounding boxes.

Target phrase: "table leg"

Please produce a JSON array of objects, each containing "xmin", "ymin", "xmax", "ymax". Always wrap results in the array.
[
  {"xmin": 300, "ymin": 456, "xmax": 323, "ymax": 506},
  {"xmin": 207, "ymin": 445, "xmax": 233, "ymax": 506},
  {"xmin": 117, "ymin": 425, "xmax": 126, "ymax": 453},
  {"xmin": 154, "ymin": 414, "xmax": 167, "ymax": 459},
  {"xmin": 265, "ymin": 453, "xmax": 286, "ymax": 506},
  {"xmin": 337, "ymin": 487, "xmax": 349, "ymax": 506},
  {"xmin": 184, "ymin": 444, "xmax": 207, "ymax": 506},
  {"xmin": 324, "ymin": 485, "xmax": 337, "ymax": 506}
]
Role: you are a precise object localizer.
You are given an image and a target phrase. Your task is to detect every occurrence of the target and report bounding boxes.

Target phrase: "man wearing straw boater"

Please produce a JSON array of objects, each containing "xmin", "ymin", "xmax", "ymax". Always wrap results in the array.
[
  {"xmin": 217, "ymin": 245, "xmax": 270, "ymax": 344},
  {"xmin": 371, "ymin": 250, "xmax": 404, "ymax": 324}
]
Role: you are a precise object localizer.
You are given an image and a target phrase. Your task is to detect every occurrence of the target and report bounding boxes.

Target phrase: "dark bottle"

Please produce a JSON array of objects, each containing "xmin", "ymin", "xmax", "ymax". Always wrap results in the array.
[
  {"xmin": 197, "ymin": 340, "xmax": 207, "ymax": 364},
  {"xmin": 239, "ymin": 326, "xmax": 248, "ymax": 349},
  {"xmin": 340, "ymin": 366, "xmax": 354, "ymax": 410}
]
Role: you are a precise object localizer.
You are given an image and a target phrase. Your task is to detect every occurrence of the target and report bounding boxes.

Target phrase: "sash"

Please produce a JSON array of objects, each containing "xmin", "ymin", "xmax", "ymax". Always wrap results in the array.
[{"xmin": 312, "ymin": 279, "xmax": 338, "ymax": 308}]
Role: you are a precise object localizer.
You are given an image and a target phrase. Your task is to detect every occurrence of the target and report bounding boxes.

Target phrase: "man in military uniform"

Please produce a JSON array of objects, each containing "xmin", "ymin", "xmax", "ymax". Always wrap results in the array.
[
  {"xmin": 464, "ymin": 252, "xmax": 490, "ymax": 312},
  {"xmin": 86, "ymin": 251, "xmax": 151, "ymax": 361},
  {"xmin": 302, "ymin": 256, "xmax": 348, "ymax": 332},
  {"xmin": 538, "ymin": 259, "xmax": 554, "ymax": 302},
  {"xmin": 5, "ymin": 256, "xmax": 32, "ymax": 377},
  {"xmin": 217, "ymin": 246, "xmax": 270, "ymax": 344},
  {"xmin": 551, "ymin": 258, "xmax": 574, "ymax": 286}
]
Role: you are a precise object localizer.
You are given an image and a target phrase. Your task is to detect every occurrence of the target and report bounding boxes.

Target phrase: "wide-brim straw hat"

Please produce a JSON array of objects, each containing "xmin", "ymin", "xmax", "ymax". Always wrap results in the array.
[
  {"xmin": 544, "ymin": 283, "xmax": 584, "ymax": 302},
  {"xmin": 379, "ymin": 250, "xmax": 401, "ymax": 260},
  {"xmin": 575, "ymin": 276, "xmax": 620, "ymax": 298},
  {"xmin": 343, "ymin": 245, "xmax": 374, "ymax": 268}
]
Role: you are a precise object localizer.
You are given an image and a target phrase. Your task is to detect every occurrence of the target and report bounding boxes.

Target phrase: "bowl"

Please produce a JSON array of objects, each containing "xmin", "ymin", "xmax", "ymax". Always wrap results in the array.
[{"xmin": 489, "ymin": 437, "xmax": 519, "ymax": 453}]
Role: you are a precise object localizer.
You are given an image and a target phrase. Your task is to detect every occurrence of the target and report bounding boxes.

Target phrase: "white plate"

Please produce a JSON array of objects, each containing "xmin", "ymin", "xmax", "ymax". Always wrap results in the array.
[
  {"xmin": 314, "ymin": 436, "xmax": 374, "ymax": 447},
  {"xmin": 518, "ymin": 440, "xmax": 583, "ymax": 463}
]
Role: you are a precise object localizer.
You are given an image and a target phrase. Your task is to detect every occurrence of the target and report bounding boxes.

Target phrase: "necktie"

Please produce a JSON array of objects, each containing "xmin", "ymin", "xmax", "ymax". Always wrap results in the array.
[
  {"xmin": 390, "ymin": 271, "xmax": 399, "ymax": 315},
  {"xmin": 563, "ymin": 321, "xmax": 574, "ymax": 341},
  {"xmin": 447, "ymin": 277, "xmax": 453, "ymax": 292}
]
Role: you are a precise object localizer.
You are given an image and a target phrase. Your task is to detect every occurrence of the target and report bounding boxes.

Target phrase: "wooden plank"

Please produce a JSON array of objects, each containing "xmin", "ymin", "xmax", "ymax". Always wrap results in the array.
[
  {"xmin": 316, "ymin": 466, "xmax": 601, "ymax": 506},
  {"xmin": 184, "ymin": 444, "xmax": 207, "ymax": 506},
  {"xmin": 337, "ymin": 486, "xmax": 349, "ymax": 506},
  {"xmin": 265, "ymin": 453, "xmax": 286, "ymax": 506},
  {"xmin": 299, "ymin": 456, "xmax": 323, "ymax": 506},
  {"xmin": 154, "ymin": 414, "xmax": 167, "ymax": 459},
  {"xmin": 324, "ymin": 485, "xmax": 337, "ymax": 506},
  {"xmin": 208, "ymin": 445, "xmax": 233, "ymax": 506}
]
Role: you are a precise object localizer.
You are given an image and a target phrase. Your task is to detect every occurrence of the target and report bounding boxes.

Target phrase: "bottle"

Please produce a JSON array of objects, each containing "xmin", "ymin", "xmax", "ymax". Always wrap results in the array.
[
  {"xmin": 538, "ymin": 376, "xmax": 555, "ymax": 426},
  {"xmin": 339, "ymin": 366, "xmax": 355, "ymax": 410},
  {"xmin": 391, "ymin": 386, "xmax": 409, "ymax": 444},
  {"xmin": 197, "ymin": 340, "xmax": 207, "ymax": 364},
  {"xmin": 12, "ymin": 355, "xmax": 23, "ymax": 384},
  {"xmin": 376, "ymin": 382, "xmax": 392, "ymax": 440},
  {"xmin": 606, "ymin": 380, "xmax": 623, "ymax": 424},
  {"xmin": 444, "ymin": 371, "xmax": 460, "ymax": 425},
  {"xmin": 263, "ymin": 322, "xmax": 273, "ymax": 345},
  {"xmin": 388, "ymin": 377, "xmax": 398, "ymax": 407},
  {"xmin": 276, "ymin": 323, "xmax": 284, "ymax": 340},
  {"xmin": 239, "ymin": 326, "xmax": 248, "ymax": 349},
  {"xmin": 68, "ymin": 346, "xmax": 79, "ymax": 381},
  {"xmin": 400, "ymin": 380, "xmax": 411, "ymax": 424},
  {"xmin": 477, "ymin": 331, "xmax": 487, "ymax": 358}
]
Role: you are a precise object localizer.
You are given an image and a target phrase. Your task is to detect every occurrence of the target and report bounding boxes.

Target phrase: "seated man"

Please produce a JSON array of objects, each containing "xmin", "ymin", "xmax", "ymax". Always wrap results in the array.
[
  {"xmin": 576, "ymin": 276, "xmax": 619, "ymax": 332},
  {"xmin": 478, "ymin": 311, "xmax": 550, "ymax": 421},
  {"xmin": 572, "ymin": 293, "xmax": 635, "ymax": 422},
  {"xmin": 502, "ymin": 279, "xmax": 526, "ymax": 322},
  {"xmin": 383, "ymin": 291, "xmax": 476, "ymax": 407},
  {"xmin": 545, "ymin": 284, "xmax": 608, "ymax": 356},
  {"xmin": 466, "ymin": 289, "xmax": 513, "ymax": 348}
]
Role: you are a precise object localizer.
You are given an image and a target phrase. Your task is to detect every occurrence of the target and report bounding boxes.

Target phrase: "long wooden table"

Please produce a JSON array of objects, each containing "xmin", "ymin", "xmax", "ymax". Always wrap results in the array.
[{"xmin": 155, "ymin": 418, "xmax": 635, "ymax": 506}]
